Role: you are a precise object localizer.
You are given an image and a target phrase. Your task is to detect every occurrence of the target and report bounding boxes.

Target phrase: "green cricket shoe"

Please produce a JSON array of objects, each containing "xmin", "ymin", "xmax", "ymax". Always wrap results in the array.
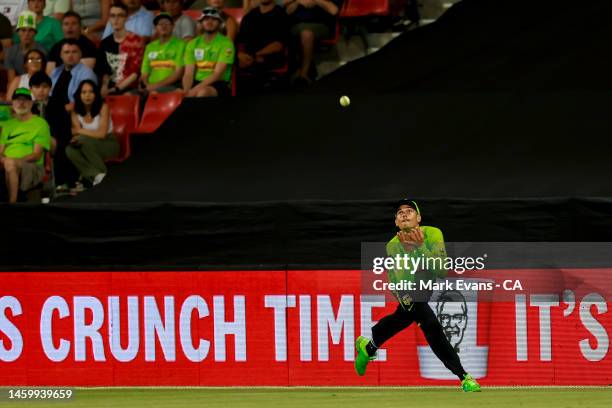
[
  {"xmin": 461, "ymin": 374, "xmax": 481, "ymax": 392},
  {"xmin": 355, "ymin": 336, "xmax": 375, "ymax": 376}
]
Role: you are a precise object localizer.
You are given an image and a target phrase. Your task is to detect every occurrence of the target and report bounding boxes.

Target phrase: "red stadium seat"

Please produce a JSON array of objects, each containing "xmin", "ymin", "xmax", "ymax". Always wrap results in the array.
[
  {"xmin": 183, "ymin": 9, "xmax": 202, "ymax": 22},
  {"xmin": 105, "ymin": 95, "xmax": 140, "ymax": 163},
  {"xmin": 341, "ymin": 0, "xmax": 390, "ymax": 18},
  {"xmin": 321, "ymin": 21, "xmax": 341, "ymax": 47},
  {"xmin": 224, "ymin": 7, "xmax": 244, "ymax": 24},
  {"xmin": 135, "ymin": 92, "xmax": 184, "ymax": 133}
]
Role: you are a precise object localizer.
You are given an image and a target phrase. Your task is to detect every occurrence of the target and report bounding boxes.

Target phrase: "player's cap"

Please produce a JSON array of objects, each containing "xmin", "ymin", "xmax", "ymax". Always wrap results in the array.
[
  {"xmin": 12, "ymin": 88, "xmax": 33, "ymax": 101},
  {"xmin": 154, "ymin": 13, "xmax": 174, "ymax": 25},
  {"xmin": 17, "ymin": 11, "xmax": 37, "ymax": 32},
  {"xmin": 396, "ymin": 199, "xmax": 420, "ymax": 215},
  {"xmin": 199, "ymin": 7, "xmax": 224, "ymax": 22}
]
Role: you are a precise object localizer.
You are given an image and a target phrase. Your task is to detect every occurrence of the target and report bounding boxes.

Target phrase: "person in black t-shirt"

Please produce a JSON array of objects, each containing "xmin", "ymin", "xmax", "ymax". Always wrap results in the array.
[
  {"xmin": 237, "ymin": 0, "xmax": 289, "ymax": 91},
  {"xmin": 46, "ymin": 11, "xmax": 97, "ymax": 74}
]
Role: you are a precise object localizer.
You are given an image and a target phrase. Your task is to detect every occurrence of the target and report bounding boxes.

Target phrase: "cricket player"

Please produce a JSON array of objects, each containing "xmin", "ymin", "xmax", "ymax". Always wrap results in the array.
[{"xmin": 355, "ymin": 199, "xmax": 481, "ymax": 392}]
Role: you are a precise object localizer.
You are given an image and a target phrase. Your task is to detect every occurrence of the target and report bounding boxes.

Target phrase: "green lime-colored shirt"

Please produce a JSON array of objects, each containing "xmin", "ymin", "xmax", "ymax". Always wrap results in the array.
[
  {"xmin": 14, "ymin": 16, "xmax": 64, "ymax": 53},
  {"xmin": 184, "ymin": 33, "xmax": 235, "ymax": 83},
  {"xmin": 385, "ymin": 226, "xmax": 448, "ymax": 286},
  {"xmin": 141, "ymin": 36, "xmax": 186, "ymax": 85},
  {"xmin": 0, "ymin": 116, "xmax": 51, "ymax": 166}
]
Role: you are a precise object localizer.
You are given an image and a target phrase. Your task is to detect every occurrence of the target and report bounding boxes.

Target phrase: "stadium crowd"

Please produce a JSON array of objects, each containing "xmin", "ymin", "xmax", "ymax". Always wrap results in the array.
[
  {"xmin": 0, "ymin": 0, "xmax": 419, "ymax": 202},
  {"xmin": 0, "ymin": 0, "xmax": 347, "ymax": 202}
]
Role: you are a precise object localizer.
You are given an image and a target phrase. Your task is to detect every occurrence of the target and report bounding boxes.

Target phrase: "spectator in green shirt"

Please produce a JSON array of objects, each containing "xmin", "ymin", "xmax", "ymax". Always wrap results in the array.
[
  {"xmin": 140, "ymin": 13, "xmax": 185, "ymax": 93},
  {"xmin": 0, "ymin": 88, "xmax": 51, "ymax": 203},
  {"xmin": 182, "ymin": 7, "xmax": 235, "ymax": 98}
]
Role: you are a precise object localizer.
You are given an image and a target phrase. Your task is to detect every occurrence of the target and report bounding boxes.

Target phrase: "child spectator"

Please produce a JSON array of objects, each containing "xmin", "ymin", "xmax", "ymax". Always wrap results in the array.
[
  {"xmin": 97, "ymin": 3, "xmax": 144, "ymax": 96},
  {"xmin": 30, "ymin": 71, "xmax": 52, "ymax": 117},
  {"xmin": 7, "ymin": 48, "xmax": 46, "ymax": 98},
  {"xmin": 47, "ymin": 12, "xmax": 97, "ymax": 74},
  {"xmin": 5, "ymin": 11, "xmax": 46, "ymax": 84},
  {"xmin": 207, "ymin": 0, "xmax": 239, "ymax": 41},
  {"xmin": 182, "ymin": 7, "xmax": 234, "ymax": 98},
  {"xmin": 66, "ymin": 79, "xmax": 119, "ymax": 187},
  {"xmin": 102, "ymin": 0, "xmax": 154, "ymax": 42},
  {"xmin": 140, "ymin": 13, "xmax": 185, "ymax": 93},
  {"xmin": 162, "ymin": 0, "xmax": 196, "ymax": 40}
]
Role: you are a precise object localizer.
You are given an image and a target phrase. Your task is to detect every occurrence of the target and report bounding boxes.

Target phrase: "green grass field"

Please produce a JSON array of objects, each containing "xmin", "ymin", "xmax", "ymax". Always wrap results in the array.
[{"xmin": 1, "ymin": 387, "xmax": 611, "ymax": 408}]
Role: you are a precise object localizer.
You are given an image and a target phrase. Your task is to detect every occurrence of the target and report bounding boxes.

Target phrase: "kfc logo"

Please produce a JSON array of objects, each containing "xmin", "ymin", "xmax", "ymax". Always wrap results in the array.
[
  {"xmin": 436, "ymin": 290, "xmax": 468, "ymax": 353},
  {"xmin": 417, "ymin": 279, "xmax": 490, "ymax": 379}
]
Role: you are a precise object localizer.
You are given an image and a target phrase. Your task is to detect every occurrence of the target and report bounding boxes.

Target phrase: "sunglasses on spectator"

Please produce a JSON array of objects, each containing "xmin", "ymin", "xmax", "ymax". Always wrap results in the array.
[
  {"xmin": 110, "ymin": 13, "xmax": 127, "ymax": 18},
  {"xmin": 27, "ymin": 57, "xmax": 43, "ymax": 63}
]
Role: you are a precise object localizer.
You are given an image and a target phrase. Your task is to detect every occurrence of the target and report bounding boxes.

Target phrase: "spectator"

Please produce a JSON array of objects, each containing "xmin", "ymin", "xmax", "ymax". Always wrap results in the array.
[
  {"xmin": 30, "ymin": 71, "xmax": 57, "ymax": 159},
  {"xmin": 30, "ymin": 71, "xmax": 52, "ymax": 117},
  {"xmin": 44, "ymin": 0, "xmax": 70, "ymax": 20},
  {"xmin": 206, "ymin": 0, "xmax": 238, "ymax": 41},
  {"xmin": 14, "ymin": 0, "xmax": 64, "ymax": 53},
  {"xmin": 140, "ymin": 13, "xmax": 185, "ymax": 93},
  {"xmin": 237, "ymin": 0, "xmax": 288, "ymax": 88},
  {"xmin": 0, "ymin": 87, "xmax": 51, "ymax": 203},
  {"xmin": 0, "ymin": 13, "xmax": 12, "ymax": 63},
  {"xmin": 7, "ymin": 48, "xmax": 46, "ymax": 98},
  {"xmin": 102, "ymin": 0, "xmax": 154, "ymax": 41},
  {"xmin": 285, "ymin": 0, "xmax": 341, "ymax": 83},
  {"xmin": 47, "ymin": 12, "xmax": 97, "ymax": 74},
  {"xmin": 5, "ymin": 11, "xmax": 46, "ymax": 84},
  {"xmin": 50, "ymin": 39, "xmax": 97, "ymax": 103},
  {"xmin": 48, "ymin": 39, "xmax": 97, "ymax": 188},
  {"xmin": 97, "ymin": 3, "xmax": 144, "ymax": 96},
  {"xmin": 66, "ymin": 80, "xmax": 118, "ymax": 187},
  {"xmin": 161, "ymin": 0, "xmax": 196, "ymax": 41},
  {"xmin": 182, "ymin": 7, "xmax": 234, "ymax": 98},
  {"xmin": 73, "ymin": 0, "xmax": 111, "ymax": 40}
]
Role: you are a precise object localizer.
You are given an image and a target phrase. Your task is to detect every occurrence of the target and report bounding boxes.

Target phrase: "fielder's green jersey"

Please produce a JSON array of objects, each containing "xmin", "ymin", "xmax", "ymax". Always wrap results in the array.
[
  {"xmin": 0, "ymin": 116, "xmax": 51, "ymax": 166},
  {"xmin": 141, "ymin": 36, "xmax": 186, "ymax": 84},
  {"xmin": 385, "ymin": 226, "xmax": 448, "ymax": 286},
  {"xmin": 184, "ymin": 33, "xmax": 235, "ymax": 83}
]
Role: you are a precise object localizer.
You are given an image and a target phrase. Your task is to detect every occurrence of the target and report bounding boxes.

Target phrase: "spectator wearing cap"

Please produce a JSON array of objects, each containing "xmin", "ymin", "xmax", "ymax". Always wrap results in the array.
[
  {"xmin": 5, "ymin": 11, "xmax": 47, "ymax": 85},
  {"xmin": 140, "ymin": 13, "xmax": 185, "ymax": 93},
  {"xmin": 96, "ymin": 2, "xmax": 144, "ymax": 97},
  {"xmin": 102, "ymin": 0, "xmax": 154, "ymax": 42},
  {"xmin": 182, "ymin": 7, "xmax": 234, "ymax": 98},
  {"xmin": 43, "ymin": 0, "xmax": 70, "ymax": 20},
  {"xmin": 7, "ymin": 48, "xmax": 46, "ymax": 98},
  {"xmin": 46, "ymin": 12, "xmax": 97, "ymax": 74},
  {"xmin": 13, "ymin": 0, "xmax": 64, "ymax": 53},
  {"xmin": 206, "ymin": 0, "xmax": 238, "ymax": 42},
  {"xmin": 237, "ymin": 0, "xmax": 289, "ymax": 90},
  {"xmin": 161, "ymin": 0, "xmax": 196, "ymax": 41},
  {"xmin": 285, "ymin": 0, "xmax": 342, "ymax": 83},
  {"xmin": 0, "ymin": 87, "xmax": 51, "ymax": 203}
]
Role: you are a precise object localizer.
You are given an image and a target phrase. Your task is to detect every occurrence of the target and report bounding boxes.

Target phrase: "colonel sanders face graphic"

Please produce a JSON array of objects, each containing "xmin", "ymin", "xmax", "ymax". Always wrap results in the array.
[{"xmin": 435, "ymin": 290, "xmax": 468, "ymax": 352}]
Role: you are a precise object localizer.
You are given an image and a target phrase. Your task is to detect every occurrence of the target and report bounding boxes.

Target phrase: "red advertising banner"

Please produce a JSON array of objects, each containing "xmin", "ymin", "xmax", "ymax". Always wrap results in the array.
[{"xmin": 0, "ymin": 271, "xmax": 610, "ymax": 386}]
